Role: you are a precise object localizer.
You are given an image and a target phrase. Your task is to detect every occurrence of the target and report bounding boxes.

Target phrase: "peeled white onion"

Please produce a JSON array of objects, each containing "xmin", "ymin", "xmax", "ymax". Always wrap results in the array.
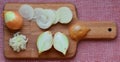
[
  {"xmin": 37, "ymin": 31, "xmax": 53, "ymax": 54},
  {"xmin": 53, "ymin": 32, "xmax": 69, "ymax": 55}
]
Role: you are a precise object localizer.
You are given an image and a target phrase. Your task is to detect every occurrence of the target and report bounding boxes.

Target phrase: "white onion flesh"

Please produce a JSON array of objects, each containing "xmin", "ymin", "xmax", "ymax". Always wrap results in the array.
[
  {"xmin": 18, "ymin": 4, "xmax": 73, "ymax": 29},
  {"xmin": 53, "ymin": 32, "xmax": 69, "ymax": 55},
  {"xmin": 9, "ymin": 32, "xmax": 28, "ymax": 52},
  {"xmin": 19, "ymin": 4, "xmax": 34, "ymax": 20},
  {"xmin": 37, "ymin": 31, "xmax": 53, "ymax": 54},
  {"xmin": 34, "ymin": 8, "xmax": 55, "ymax": 29},
  {"xmin": 56, "ymin": 7, "xmax": 73, "ymax": 24}
]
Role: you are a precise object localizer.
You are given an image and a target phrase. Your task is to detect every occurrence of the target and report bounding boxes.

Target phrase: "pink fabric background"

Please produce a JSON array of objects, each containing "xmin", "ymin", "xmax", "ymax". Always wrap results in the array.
[{"xmin": 0, "ymin": 0, "xmax": 120, "ymax": 62}]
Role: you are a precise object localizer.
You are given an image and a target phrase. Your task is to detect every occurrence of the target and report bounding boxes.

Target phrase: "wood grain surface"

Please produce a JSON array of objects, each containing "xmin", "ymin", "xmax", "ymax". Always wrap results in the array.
[{"xmin": 4, "ymin": 3, "xmax": 117, "ymax": 59}]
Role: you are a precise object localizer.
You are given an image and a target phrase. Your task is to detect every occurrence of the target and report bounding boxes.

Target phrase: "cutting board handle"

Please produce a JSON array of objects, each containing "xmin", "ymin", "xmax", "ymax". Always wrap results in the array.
[{"xmin": 76, "ymin": 21, "xmax": 117, "ymax": 40}]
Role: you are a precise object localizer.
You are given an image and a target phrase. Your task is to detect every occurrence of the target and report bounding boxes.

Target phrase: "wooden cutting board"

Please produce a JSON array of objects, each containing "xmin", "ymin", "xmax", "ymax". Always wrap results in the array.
[{"xmin": 4, "ymin": 3, "xmax": 117, "ymax": 59}]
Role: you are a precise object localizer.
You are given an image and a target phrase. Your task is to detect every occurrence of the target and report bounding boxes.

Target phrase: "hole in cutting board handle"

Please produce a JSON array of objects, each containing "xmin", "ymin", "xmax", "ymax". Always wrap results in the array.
[{"xmin": 108, "ymin": 28, "xmax": 112, "ymax": 32}]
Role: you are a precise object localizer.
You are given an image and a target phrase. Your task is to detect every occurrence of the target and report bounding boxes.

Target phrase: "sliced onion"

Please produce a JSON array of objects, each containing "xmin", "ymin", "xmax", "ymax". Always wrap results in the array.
[
  {"xmin": 53, "ymin": 10, "xmax": 59, "ymax": 24},
  {"xmin": 37, "ymin": 31, "xmax": 53, "ymax": 54},
  {"xmin": 53, "ymin": 32, "xmax": 69, "ymax": 55},
  {"xmin": 44, "ymin": 9, "xmax": 56, "ymax": 24},
  {"xmin": 34, "ymin": 8, "xmax": 55, "ymax": 29},
  {"xmin": 19, "ymin": 4, "xmax": 34, "ymax": 20},
  {"xmin": 56, "ymin": 7, "xmax": 73, "ymax": 24},
  {"xmin": 34, "ymin": 8, "xmax": 44, "ymax": 19},
  {"xmin": 9, "ymin": 32, "xmax": 28, "ymax": 52}
]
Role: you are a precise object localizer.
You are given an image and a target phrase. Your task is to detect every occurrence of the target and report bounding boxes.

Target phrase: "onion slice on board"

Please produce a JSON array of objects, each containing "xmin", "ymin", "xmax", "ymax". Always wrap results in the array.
[
  {"xmin": 53, "ymin": 32, "xmax": 69, "ymax": 55},
  {"xmin": 34, "ymin": 8, "xmax": 55, "ymax": 29},
  {"xmin": 37, "ymin": 31, "xmax": 53, "ymax": 54},
  {"xmin": 56, "ymin": 7, "xmax": 73, "ymax": 24},
  {"xmin": 19, "ymin": 4, "xmax": 34, "ymax": 20}
]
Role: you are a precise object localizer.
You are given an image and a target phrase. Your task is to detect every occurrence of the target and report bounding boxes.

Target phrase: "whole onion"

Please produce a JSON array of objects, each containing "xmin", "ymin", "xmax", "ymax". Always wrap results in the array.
[{"xmin": 4, "ymin": 11, "xmax": 23, "ymax": 30}]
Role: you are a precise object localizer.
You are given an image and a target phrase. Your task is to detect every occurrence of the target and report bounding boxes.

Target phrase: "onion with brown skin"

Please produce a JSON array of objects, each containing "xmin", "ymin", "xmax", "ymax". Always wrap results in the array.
[
  {"xmin": 4, "ymin": 11, "xmax": 23, "ymax": 30},
  {"xmin": 69, "ymin": 23, "xmax": 90, "ymax": 41}
]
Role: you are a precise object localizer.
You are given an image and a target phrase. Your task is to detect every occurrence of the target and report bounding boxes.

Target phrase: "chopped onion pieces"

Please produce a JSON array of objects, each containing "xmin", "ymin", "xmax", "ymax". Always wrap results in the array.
[{"xmin": 9, "ymin": 32, "xmax": 28, "ymax": 52}]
